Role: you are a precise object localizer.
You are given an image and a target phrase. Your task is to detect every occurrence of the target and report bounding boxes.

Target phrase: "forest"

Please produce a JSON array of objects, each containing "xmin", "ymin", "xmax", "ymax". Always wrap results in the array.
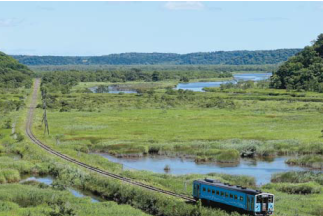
[
  {"xmin": 30, "ymin": 64, "xmax": 278, "ymax": 73},
  {"xmin": 0, "ymin": 52, "xmax": 34, "ymax": 88},
  {"xmin": 271, "ymin": 34, "xmax": 323, "ymax": 92},
  {"xmin": 12, "ymin": 49, "xmax": 301, "ymax": 66}
]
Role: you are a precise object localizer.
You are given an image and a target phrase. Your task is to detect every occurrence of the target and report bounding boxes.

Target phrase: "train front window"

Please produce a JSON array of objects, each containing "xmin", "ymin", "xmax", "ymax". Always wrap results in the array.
[
  {"xmin": 268, "ymin": 195, "xmax": 273, "ymax": 203},
  {"xmin": 257, "ymin": 196, "xmax": 262, "ymax": 203}
]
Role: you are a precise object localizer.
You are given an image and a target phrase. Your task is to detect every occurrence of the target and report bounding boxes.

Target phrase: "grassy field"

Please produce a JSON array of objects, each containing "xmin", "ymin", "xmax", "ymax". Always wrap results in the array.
[
  {"xmin": 3, "ymin": 79, "xmax": 323, "ymax": 216},
  {"xmin": 40, "ymin": 108, "xmax": 323, "ymax": 142},
  {"xmin": 0, "ymin": 85, "xmax": 153, "ymax": 216},
  {"xmin": 33, "ymin": 84, "xmax": 323, "ymax": 163}
]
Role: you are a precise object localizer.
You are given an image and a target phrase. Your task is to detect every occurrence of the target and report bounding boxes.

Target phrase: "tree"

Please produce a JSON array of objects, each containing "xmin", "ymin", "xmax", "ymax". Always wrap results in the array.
[
  {"xmin": 3, "ymin": 119, "xmax": 11, "ymax": 129},
  {"xmin": 180, "ymin": 76, "xmax": 190, "ymax": 83},
  {"xmin": 152, "ymin": 71, "xmax": 161, "ymax": 82},
  {"xmin": 270, "ymin": 33, "xmax": 323, "ymax": 92}
]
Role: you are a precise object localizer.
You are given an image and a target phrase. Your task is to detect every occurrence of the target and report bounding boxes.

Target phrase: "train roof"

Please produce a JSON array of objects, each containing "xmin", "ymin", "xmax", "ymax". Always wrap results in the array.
[{"xmin": 194, "ymin": 178, "xmax": 264, "ymax": 196}]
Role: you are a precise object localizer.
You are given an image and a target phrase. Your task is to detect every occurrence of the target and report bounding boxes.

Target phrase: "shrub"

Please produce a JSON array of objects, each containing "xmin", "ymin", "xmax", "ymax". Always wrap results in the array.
[
  {"xmin": 286, "ymin": 155, "xmax": 323, "ymax": 169},
  {"xmin": 0, "ymin": 169, "xmax": 20, "ymax": 183},
  {"xmin": 2, "ymin": 119, "xmax": 11, "ymax": 129},
  {"xmin": 272, "ymin": 171, "xmax": 323, "ymax": 186},
  {"xmin": 16, "ymin": 132, "xmax": 24, "ymax": 142},
  {"xmin": 274, "ymin": 182, "xmax": 321, "ymax": 194},
  {"xmin": 215, "ymin": 149, "xmax": 240, "ymax": 163}
]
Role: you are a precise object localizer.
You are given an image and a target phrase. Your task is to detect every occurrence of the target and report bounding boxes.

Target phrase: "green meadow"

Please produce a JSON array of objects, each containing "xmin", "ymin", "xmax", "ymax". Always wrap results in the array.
[
  {"xmin": 28, "ymin": 79, "xmax": 323, "ymax": 216},
  {"xmin": 1, "ymin": 78, "xmax": 323, "ymax": 216},
  {"xmin": 33, "ymin": 83, "xmax": 323, "ymax": 163}
]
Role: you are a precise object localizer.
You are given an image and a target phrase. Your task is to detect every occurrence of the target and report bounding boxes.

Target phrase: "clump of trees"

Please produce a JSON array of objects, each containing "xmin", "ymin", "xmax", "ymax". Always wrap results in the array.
[
  {"xmin": 39, "ymin": 69, "xmax": 232, "ymax": 93},
  {"xmin": 270, "ymin": 34, "xmax": 323, "ymax": 92},
  {"xmin": 0, "ymin": 51, "xmax": 34, "ymax": 88}
]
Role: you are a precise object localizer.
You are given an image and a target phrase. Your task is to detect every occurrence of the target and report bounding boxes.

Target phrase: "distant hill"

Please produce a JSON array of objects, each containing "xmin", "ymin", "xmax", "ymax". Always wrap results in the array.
[
  {"xmin": 270, "ymin": 34, "xmax": 323, "ymax": 92},
  {"xmin": 0, "ymin": 51, "xmax": 33, "ymax": 88},
  {"xmin": 11, "ymin": 49, "xmax": 302, "ymax": 66}
]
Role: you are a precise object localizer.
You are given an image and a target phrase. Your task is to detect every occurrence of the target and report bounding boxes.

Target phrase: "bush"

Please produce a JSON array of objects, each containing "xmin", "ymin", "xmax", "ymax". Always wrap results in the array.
[
  {"xmin": 0, "ymin": 169, "xmax": 20, "ymax": 183},
  {"xmin": 16, "ymin": 132, "xmax": 24, "ymax": 142},
  {"xmin": 271, "ymin": 171, "xmax": 323, "ymax": 186},
  {"xmin": 286, "ymin": 155, "xmax": 323, "ymax": 169},
  {"xmin": 215, "ymin": 149, "xmax": 240, "ymax": 163},
  {"xmin": 275, "ymin": 182, "xmax": 321, "ymax": 195},
  {"xmin": 2, "ymin": 119, "xmax": 11, "ymax": 129}
]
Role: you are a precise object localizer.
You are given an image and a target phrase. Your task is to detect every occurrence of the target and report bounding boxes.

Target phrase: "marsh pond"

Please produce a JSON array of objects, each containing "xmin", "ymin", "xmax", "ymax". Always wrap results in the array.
[{"xmin": 90, "ymin": 73, "xmax": 272, "ymax": 93}]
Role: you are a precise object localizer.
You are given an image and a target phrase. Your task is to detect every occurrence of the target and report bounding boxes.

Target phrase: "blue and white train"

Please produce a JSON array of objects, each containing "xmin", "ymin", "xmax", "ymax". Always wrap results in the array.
[{"xmin": 193, "ymin": 178, "xmax": 274, "ymax": 215}]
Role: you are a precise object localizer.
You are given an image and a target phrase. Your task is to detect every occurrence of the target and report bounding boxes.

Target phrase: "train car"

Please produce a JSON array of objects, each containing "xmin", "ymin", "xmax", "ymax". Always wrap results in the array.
[{"xmin": 193, "ymin": 178, "xmax": 274, "ymax": 215}]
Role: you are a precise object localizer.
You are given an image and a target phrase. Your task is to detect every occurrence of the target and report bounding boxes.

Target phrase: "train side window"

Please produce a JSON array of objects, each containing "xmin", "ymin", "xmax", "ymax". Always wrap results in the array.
[
  {"xmin": 203, "ymin": 187, "xmax": 206, "ymax": 192},
  {"xmin": 234, "ymin": 195, "xmax": 238, "ymax": 200},
  {"xmin": 221, "ymin": 191, "xmax": 224, "ymax": 196},
  {"xmin": 212, "ymin": 190, "xmax": 215, "ymax": 194},
  {"xmin": 207, "ymin": 188, "xmax": 211, "ymax": 193},
  {"xmin": 230, "ymin": 194, "xmax": 233, "ymax": 199},
  {"xmin": 240, "ymin": 196, "xmax": 243, "ymax": 201},
  {"xmin": 216, "ymin": 191, "xmax": 219, "ymax": 195},
  {"xmin": 225, "ymin": 192, "xmax": 228, "ymax": 198}
]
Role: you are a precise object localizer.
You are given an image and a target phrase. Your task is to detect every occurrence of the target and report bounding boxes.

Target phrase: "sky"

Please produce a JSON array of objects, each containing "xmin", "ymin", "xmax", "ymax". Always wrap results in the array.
[{"xmin": 0, "ymin": 1, "xmax": 323, "ymax": 56}]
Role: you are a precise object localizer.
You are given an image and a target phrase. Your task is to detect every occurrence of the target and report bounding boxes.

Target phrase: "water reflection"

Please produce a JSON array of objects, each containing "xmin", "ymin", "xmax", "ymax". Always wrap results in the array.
[
  {"xmin": 176, "ymin": 73, "xmax": 272, "ymax": 92},
  {"xmin": 89, "ymin": 73, "xmax": 272, "ymax": 94},
  {"xmin": 20, "ymin": 175, "xmax": 101, "ymax": 203},
  {"xmin": 96, "ymin": 153, "xmax": 312, "ymax": 186}
]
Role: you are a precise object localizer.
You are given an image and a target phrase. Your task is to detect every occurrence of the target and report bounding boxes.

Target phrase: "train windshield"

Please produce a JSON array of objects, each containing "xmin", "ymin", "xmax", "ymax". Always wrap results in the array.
[
  {"xmin": 257, "ymin": 195, "xmax": 273, "ymax": 203},
  {"xmin": 256, "ymin": 194, "xmax": 274, "ymax": 213}
]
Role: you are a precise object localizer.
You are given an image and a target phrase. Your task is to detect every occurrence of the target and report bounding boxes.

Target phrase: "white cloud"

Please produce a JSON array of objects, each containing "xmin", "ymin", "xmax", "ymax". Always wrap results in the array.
[
  {"xmin": 164, "ymin": 1, "xmax": 205, "ymax": 11},
  {"xmin": 0, "ymin": 18, "xmax": 23, "ymax": 27}
]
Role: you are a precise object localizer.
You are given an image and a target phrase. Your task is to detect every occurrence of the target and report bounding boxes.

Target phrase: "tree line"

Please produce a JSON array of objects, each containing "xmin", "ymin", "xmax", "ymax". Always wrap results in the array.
[
  {"xmin": 30, "ymin": 64, "xmax": 279, "ymax": 73},
  {"xmin": 39, "ymin": 69, "xmax": 232, "ymax": 93},
  {"xmin": 12, "ymin": 49, "xmax": 301, "ymax": 66}
]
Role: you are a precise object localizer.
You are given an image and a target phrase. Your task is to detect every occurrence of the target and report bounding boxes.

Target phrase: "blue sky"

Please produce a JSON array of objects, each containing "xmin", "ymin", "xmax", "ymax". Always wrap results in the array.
[{"xmin": 0, "ymin": 1, "xmax": 323, "ymax": 56}]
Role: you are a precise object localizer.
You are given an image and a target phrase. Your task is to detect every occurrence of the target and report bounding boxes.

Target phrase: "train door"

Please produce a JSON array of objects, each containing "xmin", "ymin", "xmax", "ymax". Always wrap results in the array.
[
  {"xmin": 197, "ymin": 184, "xmax": 200, "ymax": 198},
  {"xmin": 247, "ymin": 195, "xmax": 254, "ymax": 212},
  {"xmin": 262, "ymin": 196, "xmax": 268, "ymax": 212},
  {"xmin": 193, "ymin": 183, "xmax": 200, "ymax": 198}
]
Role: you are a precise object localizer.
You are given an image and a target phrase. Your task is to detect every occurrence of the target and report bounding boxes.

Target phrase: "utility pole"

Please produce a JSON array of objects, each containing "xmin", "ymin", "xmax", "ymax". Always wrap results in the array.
[{"xmin": 41, "ymin": 89, "xmax": 49, "ymax": 135}]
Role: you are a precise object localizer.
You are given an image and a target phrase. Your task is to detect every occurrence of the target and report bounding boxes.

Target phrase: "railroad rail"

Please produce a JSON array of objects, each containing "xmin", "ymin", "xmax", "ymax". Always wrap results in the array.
[{"xmin": 25, "ymin": 79, "xmax": 196, "ymax": 203}]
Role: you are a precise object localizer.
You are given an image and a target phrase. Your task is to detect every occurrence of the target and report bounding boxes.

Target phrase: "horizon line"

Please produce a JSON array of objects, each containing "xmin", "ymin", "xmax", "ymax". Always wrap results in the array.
[{"xmin": 7, "ymin": 48, "xmax": 302, "ymax": 57}]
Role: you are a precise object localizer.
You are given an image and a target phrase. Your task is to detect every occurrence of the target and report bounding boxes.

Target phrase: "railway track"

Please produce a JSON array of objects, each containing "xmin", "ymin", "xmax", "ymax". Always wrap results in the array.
[{"xmin": 25, "ymin": 79, "xmax": 196, "ymax": 203}]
